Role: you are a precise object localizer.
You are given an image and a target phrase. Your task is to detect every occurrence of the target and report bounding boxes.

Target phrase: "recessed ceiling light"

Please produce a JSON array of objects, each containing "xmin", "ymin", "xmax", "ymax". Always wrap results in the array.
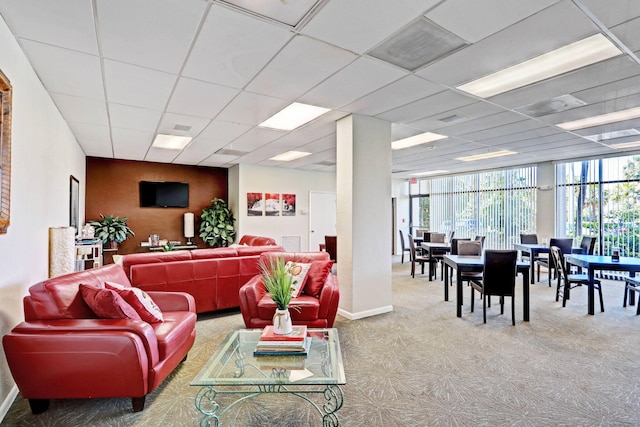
[
  {"xmin": 411, "ymin": 170, "xmax": 449, "ymax": 177},
  {"xmin": 584, "ymin": 128, "xmax": 640, "ymax": 142},
  {"xmin": 270, "ymin": 151, "xmax": 312, "ymax": 161},
  {"xmin": 152, "ymin": 134, "xmax": 192, "ymax": 150},
  {"xmin": 609, "ymin": 140, "xmax": 640, "ymax": 149},
  {"xmin": 457, "ymin": 34, "xmax": 622, "ymax": 98},
  {"xmin": 391, "ymin": 132, "xmax": 447, "ymax": 150},
  {"xmin": 456, "ymin": 150, "xmax": 517, "ymax": 162},
  {"xmin": 259, "ymin": 102, "xmax": 331, "ymax": 131},
  {"xmin": 557, "ymin": 106, "xmax": 640, "ymax": 131}
]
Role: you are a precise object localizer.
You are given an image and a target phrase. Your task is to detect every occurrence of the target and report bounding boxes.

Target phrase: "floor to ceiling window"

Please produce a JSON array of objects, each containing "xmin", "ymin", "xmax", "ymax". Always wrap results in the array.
[
  {"xmin": 557, "ymin": 155, "xmax": 640, "ymax": 257},
  {"xmin": 409, "ymin": 166, "xmax": 537, "ymax": 249}
]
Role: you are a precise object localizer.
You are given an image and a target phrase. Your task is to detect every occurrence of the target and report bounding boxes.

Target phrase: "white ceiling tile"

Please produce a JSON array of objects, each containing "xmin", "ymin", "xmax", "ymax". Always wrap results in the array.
[
  {"xmin": 612, "ymin": 16, "xmax": 640, "ymax": 52},
  {"xmin": 344, "ymin": 75, "xmax": 443, "ymax": 116},
  {"xmin": 157, "ymin": 113, "xmax": 211, "ymax": 137},
  {"xmin": 96, "ymin": 0, "xmax": 207, "ymax": 74},
  {"xmin": 427, "ymin": 0, "xmax": 560, "ymax": 43},
  {"xmin": 416, "ymin": 1, "xmax": 598, "ymax": 87},
  {"xmin": 408, "ymin": 101, "xmax": 506, "ymax": 132},
  {"xmin": 579, "ymin": 0, "xmax": 640, "ymax": 27},
  {"xmin": 572, "ymin": 74, "xmax": 640, "ymax": 105},
  {"xmin": 103, "ymin": 59, "xmax": 176, "ymax": 110},
  {"xmin": 437, "ymin": 111, "xmax": 530, "ymax": 137},
  {"xmin": 144, "ymin": 147, "xmax": 181, "ymax": 163},
  {"xmin": 246, "ymin": 35, "xmax": 356, "ymax": 99},
  {"xmin": 182, "ymin": 3, "xmax": 293, "ymax": 88},
  {"xmin": 223, "ymin": 127, "xmax": 284, "ymax": 152},
  {"xmin": 199, "ymin": 153, "xmax": 239, "ymax": 167},
  {"xmin": 20, "ymin": 40, "xmax": 104, "ymax": 99},
  {"xmin": 377, "ymin": 89, "xmax": 476, "ymax": 124},
  {"xmin": 198, "ymin": 120, "xmax": 252, "ymax": 144},
  {"xmin": 167, "ymin": 78, "xmax": 239, "ymax": 119},
  {"xmin": 0, "ymin": 0, "xmax": 98, "ymax": 54},
  {"xmin": 111, "ymin": 127, "xmax": 153, "ymax": 160},
  {"xmin": 50, "ymin": 93, "xmax": 108, "ymax": 126},
  {"xmin": 216, "ymin": 92, "xmax": 288, "ymax": 125},
  {"xmin": 301, "ymin": 0, "xmax": 441, "ymax": 54},
  {"xmin": 67, "ymin": 122, "xmax": 112, "ymax": 156},
  {"xmin": 108, "ymin": 103, "xmax": 162, "ymax": 132},
  {"xmin": 299, "ymin": 56, "xmax": 408, "ymax": 109}
]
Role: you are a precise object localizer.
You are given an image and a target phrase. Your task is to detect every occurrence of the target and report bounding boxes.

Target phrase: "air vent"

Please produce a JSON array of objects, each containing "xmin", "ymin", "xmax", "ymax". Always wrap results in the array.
[
  {"xmin": 174, "ymin": 124, "xmax": 192, "ymax": 131},
  {"xmin": 215, "ymin": 148, "xmax": 249, "ymax": 156},
  {"xmin": 438, "ymin": 114, "xmax": 464, "ymax": 123},
  {"xmin": 368, "ymin": 17, "xmax": 468, "ymax": 71},
  {"xmin": 515, "ymin": 94, "xmax": 586, "ymax": 117},
  {"xmin": 315, "ymin": 160, "xmax": 335, "ymax": 166}
]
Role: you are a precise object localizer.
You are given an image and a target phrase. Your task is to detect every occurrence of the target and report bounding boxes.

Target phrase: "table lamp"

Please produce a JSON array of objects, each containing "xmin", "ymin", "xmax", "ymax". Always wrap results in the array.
[{"xmin": 184, "ymin": 212, "xmax": 195, "ymax": 245}]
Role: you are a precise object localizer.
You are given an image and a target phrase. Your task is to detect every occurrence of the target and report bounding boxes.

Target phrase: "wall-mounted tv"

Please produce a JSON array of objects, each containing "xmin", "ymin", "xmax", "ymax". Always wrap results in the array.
[{"xmin": 139, "ymin": 181, "xmax": 189, "ymax": 208}]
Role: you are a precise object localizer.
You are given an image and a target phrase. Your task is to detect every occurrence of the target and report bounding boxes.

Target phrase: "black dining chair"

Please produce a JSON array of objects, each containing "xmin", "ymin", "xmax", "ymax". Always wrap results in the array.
[
  {"xmin": 407, "ymin": 235, "xmax": 428, "ymax": 278},
  {"xmin": 623, "ymin": 276, "xmax": 640, "ymax": 315},
  {"xmin": 474, "ymin": 235, "xmax": 486, "ymax": 248},
  {"xmin": 427, "ymin": 232, "xmax": 446, "ymax": 280},
  {"xmin": 536, "ymin": 238, "xmax": 573, "ymax": 285},
  {"xmin": 456, "ymin": 240, "xmax": 483, "ymax": 287},
  {"xmin": 470, "ymin": 250, "xmax": 518, "ymax": 325},
  {"xmin": 398, "ymin": 230, "xmax": 411, "ymax": 264},
  {"xmin": 448, "ymin": 238, "xmax": 471, "ymax": 282},
  {"xmin": 550, "ymin": 245, "xmax": 604, "ymax": 312},
  {"xmin": 324, "ymin": 235, "xmax": 337, "ymax": 263}
]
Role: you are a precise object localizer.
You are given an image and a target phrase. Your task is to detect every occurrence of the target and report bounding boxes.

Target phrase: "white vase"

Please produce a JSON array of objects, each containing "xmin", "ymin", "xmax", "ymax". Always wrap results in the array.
[{"xmin": 272, "ymin": 308, "xmax": 293, "ymax": 335}]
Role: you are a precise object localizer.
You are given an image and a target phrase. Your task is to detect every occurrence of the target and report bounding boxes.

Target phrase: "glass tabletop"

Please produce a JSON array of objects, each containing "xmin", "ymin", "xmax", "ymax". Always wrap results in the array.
[{"xmin": 191, "ymin": 328, "xmax": 345, "ymax": 387}]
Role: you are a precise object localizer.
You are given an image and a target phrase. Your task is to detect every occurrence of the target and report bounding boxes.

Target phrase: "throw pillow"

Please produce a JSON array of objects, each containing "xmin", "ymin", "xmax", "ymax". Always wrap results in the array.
[
  {"xmin": 79, "ymin": 284, "xmax": 141, "ymax": 320},
  {"xmin": 303, "ymin": 260, "xmax": 334, "ymax": 297},
  {"xmin": 284, "ymin": 261, "xmax": 312, "ymax": 297},
  {"xmin": 105, "ymin": 282, "xmax": 164, "ymax": 323}
]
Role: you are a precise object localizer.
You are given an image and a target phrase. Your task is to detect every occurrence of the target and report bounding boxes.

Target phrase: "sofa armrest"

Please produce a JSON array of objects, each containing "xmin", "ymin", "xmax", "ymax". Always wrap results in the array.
[
  {"xmin": 147, "ymin": 291, "xmax": 196, "ymax": 313},
  {"xmin": 317, "ymin": 274, "xmax": 340, "ymax": 327},
  {"xmin": 239, "ymin": 275, "xmax": 267, "ymax": 327}
]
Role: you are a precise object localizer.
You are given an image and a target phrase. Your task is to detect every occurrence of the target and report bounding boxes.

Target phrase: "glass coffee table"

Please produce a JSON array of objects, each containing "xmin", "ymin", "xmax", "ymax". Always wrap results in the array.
[{"xmin": 191, "ymin": 328, "xmax": 346, "ymax": 426}]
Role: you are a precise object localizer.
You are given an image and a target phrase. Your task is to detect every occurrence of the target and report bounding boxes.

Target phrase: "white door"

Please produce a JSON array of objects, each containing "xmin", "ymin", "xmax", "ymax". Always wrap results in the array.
[{"xmin": 309, "ymin": 191, "xmax": 337, "ymax": 252}]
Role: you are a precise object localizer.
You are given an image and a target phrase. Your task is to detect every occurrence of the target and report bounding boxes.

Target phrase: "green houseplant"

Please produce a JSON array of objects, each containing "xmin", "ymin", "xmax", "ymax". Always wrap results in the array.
[
  {"xmin": 199, "ymin": 198, "xmax": 236, "ymax": 247},
  {"xmin": 88, "ymin": 214, "xmax": 135, "ymax": 249},
  {"xmin": 258, "ymin": 256, "xmax": 295, "ymax": 334}
]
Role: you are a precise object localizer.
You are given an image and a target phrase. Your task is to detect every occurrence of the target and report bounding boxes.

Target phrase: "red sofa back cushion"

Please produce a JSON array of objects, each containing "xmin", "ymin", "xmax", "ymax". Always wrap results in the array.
[{"xmin": 239, "ymin": 235, "xmax": 277, "ymax": 246}]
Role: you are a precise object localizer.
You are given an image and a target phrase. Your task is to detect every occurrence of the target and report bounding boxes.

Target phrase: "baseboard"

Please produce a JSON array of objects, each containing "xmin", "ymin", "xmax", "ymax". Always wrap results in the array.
[
  {"xmin": 0, "ymin": 385, "xmax": 18, "ymax": 422},
  {"xmin": 338, "ymin": 305, "xmax": 393, "ymax": 320}
]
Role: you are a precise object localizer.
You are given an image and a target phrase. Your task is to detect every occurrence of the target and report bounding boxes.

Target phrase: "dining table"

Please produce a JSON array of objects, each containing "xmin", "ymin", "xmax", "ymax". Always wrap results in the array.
[
  {"xmin": 442, "ymin": 254, "xmax": 531, "ymax": 321},
  {"xmin": 564, "ymin": 254, "xmax": 640, "ymax": 315},
  {"xmin": 421, "ymin": 242, "xmax": 450, "ymax": 281},
  {"xmin": 513, "ymin": 243, "xmax": 549, "ymax": 284}
]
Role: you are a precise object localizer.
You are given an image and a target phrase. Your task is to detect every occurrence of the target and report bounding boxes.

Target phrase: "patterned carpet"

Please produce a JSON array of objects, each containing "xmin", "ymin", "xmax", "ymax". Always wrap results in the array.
[{"xmin": 2, "ymin": 260, "xmax": 640, "ymax": 427}]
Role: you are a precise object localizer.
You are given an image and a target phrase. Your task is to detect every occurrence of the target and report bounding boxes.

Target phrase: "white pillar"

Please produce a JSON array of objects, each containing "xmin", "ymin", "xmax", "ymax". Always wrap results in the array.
[
  {"xmin": 336, "ymin": 114, "xmax": 393, "ymax": 319},
  {"xmin": 536, "ymin": 161, "xmax": 555, "ymax": 240}
]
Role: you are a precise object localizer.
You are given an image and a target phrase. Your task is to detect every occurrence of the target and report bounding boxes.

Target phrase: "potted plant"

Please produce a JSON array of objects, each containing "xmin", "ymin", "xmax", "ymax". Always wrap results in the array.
[
  {"xmin": 88, "ymin": 214, "xmax": 135, "ymax": 250},
  {"xmin": 199, "ymin": 198, "xmax": 236, "ymax": 247},
  {"xmin": 258, "ymin": 257, "xmax": 296, "ymax": 335}
]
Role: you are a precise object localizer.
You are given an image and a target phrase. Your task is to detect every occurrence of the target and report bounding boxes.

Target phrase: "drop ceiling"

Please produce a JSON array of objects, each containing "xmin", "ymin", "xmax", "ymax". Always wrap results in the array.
[{"xmin": 1, "ymin": 0, "xmax": 640, "ymax": 178}]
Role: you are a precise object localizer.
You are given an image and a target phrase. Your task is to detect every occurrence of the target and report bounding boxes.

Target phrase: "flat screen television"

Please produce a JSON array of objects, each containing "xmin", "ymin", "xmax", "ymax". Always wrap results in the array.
[{"xmin": 139, "ymin": 181, "xmax": 189, "ymax": 208}]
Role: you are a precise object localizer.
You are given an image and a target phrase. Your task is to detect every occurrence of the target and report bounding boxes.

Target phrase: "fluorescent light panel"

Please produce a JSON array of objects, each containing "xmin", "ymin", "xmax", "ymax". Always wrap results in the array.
[
  {"xmin": 259, "ymin": 102, "xmax": 331, "ymax": 131},
  {"xmin": 584, "ymin": 128, "xmax": 640, "ymax": 142},
  {"xmin": 270, "ymin": 150, "xmax": 312, "ymax": 161},
  {"xmin": 152, "ymin": 134, "xmax": 192, "ymax": 150},
  {"xmin": 391, "ymin": 132, "xmax": 447, "ymax": 150},
  {"xmin": 457, "ymin": 34, "xmax": 622, "ymax": 98},
  {"xmin": 456, "ymin": 150, "xmax": 517, "ymax": 162},
  {"xmin": 411, "ymin": 170, "xmax": 449, "ymax": 177},
  {"xmin": 610, "ymin": 140, "xmax": 640, "ymax": 149},
  {"xmin": 557, "ymin": 106, "xmax": 640, "ymax": 131}
]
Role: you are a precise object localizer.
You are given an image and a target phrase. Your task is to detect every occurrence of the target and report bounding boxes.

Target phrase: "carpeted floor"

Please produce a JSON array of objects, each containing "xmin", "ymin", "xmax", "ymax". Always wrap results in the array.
[{"xmin": 2, "ymin": 259, "xmax": 640, "ymax": 426}]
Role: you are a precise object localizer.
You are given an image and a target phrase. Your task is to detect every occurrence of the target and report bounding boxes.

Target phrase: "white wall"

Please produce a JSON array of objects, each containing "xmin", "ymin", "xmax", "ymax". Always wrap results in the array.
[
  {"xmin": 229, "ymin": 164, "xmax": 335, "ymax": 251},
  {"xmin": 0, "ymin": 16, "xmax": 86, "ymax": 417},
  {"xmin": 392, "ymin": 178, "xmax": 410, "ymax": 255}
]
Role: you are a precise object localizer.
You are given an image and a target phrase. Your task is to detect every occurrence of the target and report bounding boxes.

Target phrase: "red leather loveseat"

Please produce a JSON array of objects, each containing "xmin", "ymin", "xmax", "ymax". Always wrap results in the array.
[
  {"xmin": 2, "ymin": 264, "xmax": 196, "ymax": 414},
  {"xmin": 239, "ymin": 252, "xmax": 340, "ymax": 328},
  {"xmin": 121, "ymin": 237, "xmax": 282, "ymax": 313}
]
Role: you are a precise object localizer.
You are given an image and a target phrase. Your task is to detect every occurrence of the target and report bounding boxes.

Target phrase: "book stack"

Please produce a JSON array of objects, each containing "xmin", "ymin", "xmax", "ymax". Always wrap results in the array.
[{"xmin": 253, "ymin": 325, "xmax": 310, "ymax": 356}]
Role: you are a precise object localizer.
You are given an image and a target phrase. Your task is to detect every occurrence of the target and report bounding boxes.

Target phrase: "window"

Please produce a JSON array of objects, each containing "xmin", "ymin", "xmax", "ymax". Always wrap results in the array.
[{"xmin": 0, "ymin": 69, "xmax": 12, "ymax": 234}]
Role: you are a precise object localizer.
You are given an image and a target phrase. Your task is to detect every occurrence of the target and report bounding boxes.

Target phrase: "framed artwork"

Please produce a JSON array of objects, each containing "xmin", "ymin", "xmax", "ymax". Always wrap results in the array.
[
  {"xmin": 282, "ymin": 193, "xmax": 296, "ymax": 216},
  {"xmin": 265, "ymin": 193, "xmax": 280, "ymax": 216},
  {"xmin": 247, "ymin": 192, "xmax": 263, "ymax": 216},
  {"xmin": 69, "ymin": 175, "xmax": 80, "ymax": 234}
]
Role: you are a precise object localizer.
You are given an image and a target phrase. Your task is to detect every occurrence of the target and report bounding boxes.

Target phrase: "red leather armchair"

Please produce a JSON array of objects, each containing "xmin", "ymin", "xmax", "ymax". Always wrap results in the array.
[
  {"xmin": 2, "ymin": 264, "xmax": 196, "ymax": 414},
  {"xmin": 238, "ymin": 235, "xmax": 278, "ymax": 246},
  {"xmin": 239, "ymin": 252, "xmax": 340, "ymax": 328}
]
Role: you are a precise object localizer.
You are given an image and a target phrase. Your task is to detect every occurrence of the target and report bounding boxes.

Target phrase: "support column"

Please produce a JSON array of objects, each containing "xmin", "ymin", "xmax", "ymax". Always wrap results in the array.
[
  {"xmin": 536, "ymin": 161, "xmax": 555, "ymax": 240},
  {"xmin": 336, "ymin": 114, "xmax": 393, "ymax": 320}
]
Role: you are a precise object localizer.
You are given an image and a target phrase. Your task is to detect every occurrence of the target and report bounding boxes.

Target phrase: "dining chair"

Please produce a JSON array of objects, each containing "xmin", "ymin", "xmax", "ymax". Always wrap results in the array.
[
  {"xmin": 519, "ymin": 233, "xmax": 541, "ymax": 265},
  {"xmin": 447, "ymin": 230, "xmax": 455, "ymax": 243},
  {"xmin": 470, "ymin": 250, "xmax": 518, "ymax": 325},
  {"xmin": 536, "ymin": 238, "xmax": 573, "ymax": 285},
  {"xmin": 473, "ymin": 235, "xmax": 486, "ymax": 248},
  {"xmin": 324, "ymin": 235, "xmax": 337, "ymax": 263},
  {"xmin": 456, "ymin": 241, "xmax": 483, "ymax": 286},
  {"xmin": 550, "ymin": 246, "xmax": 604, "ymax": 312},
  {"xmin": 407, "ymin": 235, "xmax": 428, "ymax": 278},
  {"xmin": 622, "ymin": 276, "xmax": 640, "ymax": 315},
  {"xmin": 398, "ymin": 230, "xmax": 411, "ymax": 264},
  {"xmin": 578, "ymin": 236, "xmax": 597, "ymax": 255},
  {"xmin": 426, "ymin": 232, "xmax": 446, "ymax": 280},
  {"xmin": 448, "ymin": 238, "xmax": 471, "ymax": 282}
]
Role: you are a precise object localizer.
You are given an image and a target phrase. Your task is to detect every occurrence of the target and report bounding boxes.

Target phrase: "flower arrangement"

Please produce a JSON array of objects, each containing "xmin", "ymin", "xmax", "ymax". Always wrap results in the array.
[{"xmin": 258, "ymin": 257, "xmax": 294, "ymax": 310}]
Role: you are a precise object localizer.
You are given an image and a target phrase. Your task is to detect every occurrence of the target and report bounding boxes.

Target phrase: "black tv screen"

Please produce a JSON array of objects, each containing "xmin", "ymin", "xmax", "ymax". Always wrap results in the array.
[{"xmin": 139, "ymin": 181, "xmax": 189, "ymax": 208}]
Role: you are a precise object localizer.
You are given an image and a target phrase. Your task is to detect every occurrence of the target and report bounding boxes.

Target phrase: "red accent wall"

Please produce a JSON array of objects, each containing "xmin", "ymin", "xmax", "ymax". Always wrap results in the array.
[{"xmin": 85, "ymin": 157, "xmax": 228, "ymax": 255}]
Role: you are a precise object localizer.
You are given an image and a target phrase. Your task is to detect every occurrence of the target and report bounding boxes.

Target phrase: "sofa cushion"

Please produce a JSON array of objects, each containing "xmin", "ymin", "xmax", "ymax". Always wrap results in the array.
[
  {"xmin": 151, "ymin": 311, "xmax": 197, "ymax": 361},
  {"xmin": 105, "ymin": 281, "xmax": 164, "ymax": 323},
  {"xmin": 79, "ymin": 284, "xmax": 141, "ymax": 320},
  {"xmin": 303, "ymin": 260, "xmax": 334, "ymax": 297},
  {"xmin": 190, "ymin": 247, "xmax": 238, "ymax": 259},
  {"xmin": 239, "ymin": 235, "xmax": 277, "ymax": 246},
  {"xmin": 257, "ymin": 294, "xmax": 320, "ymax": 321},
  {"xmin": 285, "ymin": 261, "xmax": 312, "ymax": 297}
]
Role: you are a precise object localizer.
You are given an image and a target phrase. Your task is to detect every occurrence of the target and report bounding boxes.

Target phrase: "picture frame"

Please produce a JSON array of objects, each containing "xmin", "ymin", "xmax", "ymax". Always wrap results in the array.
[{"xmin": 70, "ymin": 175, "xmax": 79, "ymax": 234}]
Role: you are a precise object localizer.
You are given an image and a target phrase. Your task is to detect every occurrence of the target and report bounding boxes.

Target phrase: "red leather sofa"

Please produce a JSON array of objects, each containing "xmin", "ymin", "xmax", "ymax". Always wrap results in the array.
[
  {"xmin": 121, "ymin": 239, "xmax": 283, "ymax": 314},
  {"xmin": 2, "ymin": 264, "xmax": 196, "ymax": 414},
  {"xmin": 239, "ymin": 252, "xmax": 340, "ymax": 328}
]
